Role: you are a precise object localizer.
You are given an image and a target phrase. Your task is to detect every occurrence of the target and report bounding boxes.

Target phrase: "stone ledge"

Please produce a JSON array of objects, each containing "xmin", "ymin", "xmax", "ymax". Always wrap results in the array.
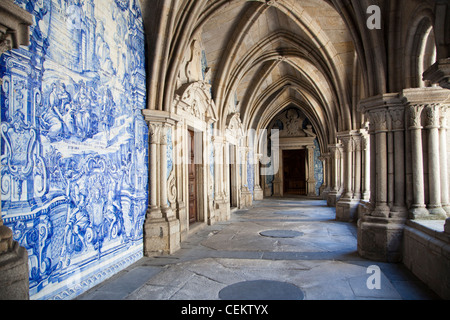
[
  {"xmin": 403, "ymin": 223, "xmax": 450, "ymax": 299},
  {"xmin": 406, "ymin": 219, "xmax": 450, "ymax": 245}
]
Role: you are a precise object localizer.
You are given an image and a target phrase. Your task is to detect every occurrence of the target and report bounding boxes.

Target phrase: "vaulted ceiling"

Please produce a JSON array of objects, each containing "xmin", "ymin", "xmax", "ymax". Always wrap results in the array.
[
  {"xmin": 195, "ymin": 0, "xmax": 357, "ymax": 147},
  {"xmin": 141, "ymin": 0, "xmax": 441, "ymax": 149}
]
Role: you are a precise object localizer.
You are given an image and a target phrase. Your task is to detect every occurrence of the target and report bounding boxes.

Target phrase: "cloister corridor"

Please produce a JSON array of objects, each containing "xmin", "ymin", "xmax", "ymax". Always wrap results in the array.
[{"xmin": 77, "ymin": 198, "xmax": 439, "ymax": 301}]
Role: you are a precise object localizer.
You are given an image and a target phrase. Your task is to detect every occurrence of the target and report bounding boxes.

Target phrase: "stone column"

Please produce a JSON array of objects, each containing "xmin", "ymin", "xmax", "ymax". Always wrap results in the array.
[
  {"xmin": 361, "ymin": 132, "xmax": 371, "ymax": 201},
  {"xmin": 353, "ymin": 135, "xmax": 362, "ymax": 200},
  {"xmin": 147, "ymin": 123, "xmax": 162, "ymax": 218},
  {"xmin": 439, "ymin": 106, "xmax": 450, "ymax": 216},
  {"xmin": 160, "ymin": 124, "xmax": 173, "ymax": 217},
  {"xmin": 340, "ymin": 136, "xmax": 353, "ymax": 200},
  {"xmin": 358, "ymin": 94, "xmax": 406, "ymax": 263},
  {"xmin": 214, "ymin": 136, "xmax": 230, "ymax": 221},
  {"xmin": 389, "ymin": 107, "xmax": 407, "ymax": 217},
  {"xmin": 239, "ymin": 146, "xmax": 253, "ymax": 208},
  {"xmin": 327, "ymin": 144, "xmax": 341, "ymax": 207},
  {"xmin": 319, "ymin": 154, "xmax": 330, "ymax": 199},
  {"xmin": 336, "ymin": 133, "xmax": 359, "ymax": 221},
  {"xmin": 223, "ymin": 140, "xmax": 231, "ymax": 220},
  {"xmin": 253, "ymin": 153, "xmax": 264, "ymax": 200},
  {"xmin": 142, "ymin": 112, "xmax": 181, "ymax": 256},
  {"xmin": 407, "ymin": 104, "xmax": 429, "ymax": 219},
  {"xmin": 425, "ymin": 104, "xmax": 447, "ymax": 218},
  {"xmin": 306, "ymin": 145, "xmax": 317, "ymax": 197},
  {"xmin": 369, "ymin": 110, "xmax": 390, "ymax": 218}
]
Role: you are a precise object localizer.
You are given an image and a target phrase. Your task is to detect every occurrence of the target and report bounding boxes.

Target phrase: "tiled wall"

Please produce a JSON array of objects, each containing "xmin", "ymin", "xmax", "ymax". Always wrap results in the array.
[{"xmin": 1, "ymin": 0, "xmax": 148, "ymax": 300}]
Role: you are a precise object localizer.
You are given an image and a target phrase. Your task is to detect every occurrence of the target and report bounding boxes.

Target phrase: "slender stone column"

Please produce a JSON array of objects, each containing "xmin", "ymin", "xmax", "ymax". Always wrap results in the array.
[
  {"xmin": 439, "ymin": 106, "xmax": 450, "ymax": 216},
  {"xmin": 253, "ymin": 153, "xmax": 264, "ymax": 200},
  {"xmin": 306, "ymin": 145, "xmax": 317, "ymax": 197},
  {"xmin": 142, "ymin": 112, "xmax": 181, "ymax": 256},
  {"xmin": 239, "ymin": 146, "xmax": 253, "ymax": 207},
  {"xmin": 336, "ymin": 133, "xmax": 360, "ymax": 221},
  {"xmin": 319, "ymin": 154, "xmax": 330, "ymax": 198},
  {"xmin": 369, "ymin": 110, "xmax": 390, "ymax": 218},
  {"xmin": 160, "ymin": 124, "xmax": 173, "ymax": 218},
  {"xmin": 361, "ymin": 132, "xmax": 371, "ymax": 201},
  {"xmin": 353, "ymin": 135, "xmax": 362, "ymax": 200},
  {"xmin": 407, "ymin": 104, "xmax": 429, "ymax": 219},
  {"xmin": 213, "ymin": 136, "xmax": 229, "ymax": 221},
  {"xmin": 327, "ymin": 145, "xmax": 341, "ymax": 207},
  {"xmin": 389, "ymin": 107, "xmax": 407, "ymax": 217},
  {"xmin": 147, "ymin": 123, "xmax": 162, "ymax": 218},
  {"xmin": 425, "ymin": 104, "xmax": 447, "ymax": 218},
  {"xmin": 339, "ymin": 136, "xmax": 353, "ymax": 200}
]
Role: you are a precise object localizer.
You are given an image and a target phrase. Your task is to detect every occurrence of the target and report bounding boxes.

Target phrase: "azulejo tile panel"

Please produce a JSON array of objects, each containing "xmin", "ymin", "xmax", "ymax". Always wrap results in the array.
[{"xmin": 1, "ymin": 0, "xmax": 148, "ymax": 300}]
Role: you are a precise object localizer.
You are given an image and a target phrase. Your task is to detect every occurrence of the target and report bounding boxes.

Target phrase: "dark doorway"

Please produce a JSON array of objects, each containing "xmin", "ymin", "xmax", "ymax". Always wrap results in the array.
[
  {"xmin": 283, "ymin": 149, "xmax": 306, "ymax": 195},
  {"xmin": 188, "ymin": 129, "xmax": 197, "ymax": 224}
]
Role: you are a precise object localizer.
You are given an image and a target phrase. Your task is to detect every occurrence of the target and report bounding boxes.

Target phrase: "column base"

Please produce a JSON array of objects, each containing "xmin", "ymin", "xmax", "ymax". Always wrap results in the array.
[
  {"xmin": 240, "ymin": 187, "xmax": 253, "ymax": 209},
  {"xmin": 0, "ymin": 241, "xmax": 29, "ymax": 300},
  {"xmin": 143, "ymin": 217, "xmax": 180, "ymax": 256},
  {"xmin": 253, "ymin": 186, "xmax": 264, "ymax": 201},
  {"xmin": 326, "ymin": 191, "xmax": 341, "ymax": 207},
  {"xmin": 390, "ymin": 206, "xmax": 408, "ymax": 219},
  {"xmin": 409, "ymin": 206, "xmax": 429, "ymax": 220},
  {"xmin": 273, "ymin": 181, "xmax": 282, "ymax": 197},
  {"xmin": 215, "ymin": 197, "xmax": 230, "ymax": 222},
  {"xmin": 357, "ymin": 216, "xmax": 406, "ymax": 263},
  {"xmin": 336, "ymin": 198, "xmax": 359, "ymax": 222},
  {"xmin": 443, "ymin": 205, "xmax": 450, "ymax": 218},
  {"xmin": 427, "ymin": 205, "xmax": 448, "ymax": 220}
]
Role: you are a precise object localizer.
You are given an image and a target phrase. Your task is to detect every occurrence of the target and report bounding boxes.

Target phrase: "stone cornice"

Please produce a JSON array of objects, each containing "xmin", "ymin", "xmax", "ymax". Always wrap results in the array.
[{"xmin": 0, "ymin": 1, "xmax": 33, "ymax": 54}]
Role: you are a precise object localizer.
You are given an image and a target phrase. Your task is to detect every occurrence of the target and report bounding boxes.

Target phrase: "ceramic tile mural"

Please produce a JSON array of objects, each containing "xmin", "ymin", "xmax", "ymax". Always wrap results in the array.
[{"xmin": 0, "ymin": 0, "xmax": 148, "ymax": 300}]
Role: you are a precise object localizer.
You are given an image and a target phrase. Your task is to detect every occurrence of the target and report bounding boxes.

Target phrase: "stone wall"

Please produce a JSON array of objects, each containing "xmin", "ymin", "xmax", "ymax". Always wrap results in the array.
[
  {"xmin": 403, "ymin": 221, "xmax": 450, "ymax": 299},
  {"xmin": 0, "ymin": 0, "xmax": 148, "ymax": 300}
]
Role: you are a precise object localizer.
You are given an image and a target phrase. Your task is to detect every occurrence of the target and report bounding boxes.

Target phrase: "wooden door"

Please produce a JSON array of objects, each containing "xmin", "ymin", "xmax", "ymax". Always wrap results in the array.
[
  {"xmin": 188, "ymin": 130, "xmax": 197, "ymax": 223},
  {"xmin": 283, "ymin": 149, "xmax": 306, "ymax": 195}
]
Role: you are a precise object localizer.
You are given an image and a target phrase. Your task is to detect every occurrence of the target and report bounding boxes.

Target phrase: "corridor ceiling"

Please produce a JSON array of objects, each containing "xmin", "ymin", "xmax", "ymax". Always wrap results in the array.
[
  {"xmin": 185, "ymin": 0, "xmax": 359, "ymax": 149},
  {"xmin": 141, "ymin": 0, "xmax": 395, "ymax": 148}
]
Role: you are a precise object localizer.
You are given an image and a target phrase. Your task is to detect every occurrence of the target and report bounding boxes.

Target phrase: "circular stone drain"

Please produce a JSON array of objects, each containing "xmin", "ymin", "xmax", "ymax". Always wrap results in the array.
[
  {"xmin": 219, "ymin": 280, "xmax": 304, "ymax": 300},
  {"xmin": 259, "ymin": 230, "xmax": 304, "ymax": 238}
]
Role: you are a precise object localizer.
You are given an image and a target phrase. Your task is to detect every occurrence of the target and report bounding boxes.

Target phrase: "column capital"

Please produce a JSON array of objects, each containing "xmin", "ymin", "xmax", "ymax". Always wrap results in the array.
[
  {"xmin": 368, "ymin": 109, "xmax": 388, "ymax": 133},
  {"xmin": 388, "ymin": 107, "xmax": 405, "ymax": 131},
  {"xmin": 440, "ymin": 105, "xmax": 449, "ymax": 129},
  {"xmin": 407, "ymin": 104, "xmax": 425, "ymax": 129},
  {"xmin": 425, "ymin": 104, "xmax": 442, "ymax": 128},
  {"xmin": 160, "ymin": 123, "xmax": 171, "ymax": 145},
  {"xmin": 149, "ymin": 122, "xmax": 162, "ymax": 144}
]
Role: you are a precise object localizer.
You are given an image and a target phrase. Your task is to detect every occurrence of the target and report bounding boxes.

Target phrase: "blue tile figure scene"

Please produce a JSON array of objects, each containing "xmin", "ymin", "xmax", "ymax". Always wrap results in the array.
[{"xmin": 0, "ymin": 0, "xmax": 148, "ymax": 300}]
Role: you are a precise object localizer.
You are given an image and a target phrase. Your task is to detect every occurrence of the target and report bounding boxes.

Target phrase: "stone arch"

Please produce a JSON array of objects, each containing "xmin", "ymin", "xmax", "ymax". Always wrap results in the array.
[{"xmin": 404, "ymin": 6, "xmax": 436, "ymax": 88}]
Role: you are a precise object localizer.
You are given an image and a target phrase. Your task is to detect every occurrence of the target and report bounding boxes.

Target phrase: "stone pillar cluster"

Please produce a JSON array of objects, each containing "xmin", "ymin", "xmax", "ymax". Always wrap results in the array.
[
  {"xmin": 357, "ymin": 88, "xmax": 450, "ymax": 262},
  {"xmin": 335, "ymin": 131, "xmax": 367, "ymax": 222},
  {"xmin": 143, "ymin": 115, "xmax": 181, "ymax": 256}
]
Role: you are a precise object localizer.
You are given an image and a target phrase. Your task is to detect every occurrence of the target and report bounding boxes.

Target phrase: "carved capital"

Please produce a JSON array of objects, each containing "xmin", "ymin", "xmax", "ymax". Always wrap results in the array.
[
  {"xmin": 425, "ymin": 104, "xmax": 441, "ymax": 128},
  {"xmin": 408, "ymin": 104, "xmax": 425, "ymax": 129},
  {"xmin": 340, "ymin": 136, "xmax": 353, "ymax": 152},
  {"xmin": 389, "ymin": 108, "xmax": 405, "ymax": 131},
  {"xmin": 440, "ymin": 106, "xmax": 449, "ymax": 128},
  {"xmin": 149, "ymin": 123, "xmax": 162, "ymax": 144},
  {"xmin": 160, "ymin": 124, "xmax": 170, "ymax": 145},
  {"xmin": 369, "ymin": 110, "xmax": 388, "ymax": 132}
]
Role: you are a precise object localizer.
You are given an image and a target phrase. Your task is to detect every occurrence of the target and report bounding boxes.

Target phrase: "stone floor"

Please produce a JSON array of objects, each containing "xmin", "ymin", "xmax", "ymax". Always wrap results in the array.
[{"xmin": 76, "ymin": 197, "xmax": 441, "ymax": 301}]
